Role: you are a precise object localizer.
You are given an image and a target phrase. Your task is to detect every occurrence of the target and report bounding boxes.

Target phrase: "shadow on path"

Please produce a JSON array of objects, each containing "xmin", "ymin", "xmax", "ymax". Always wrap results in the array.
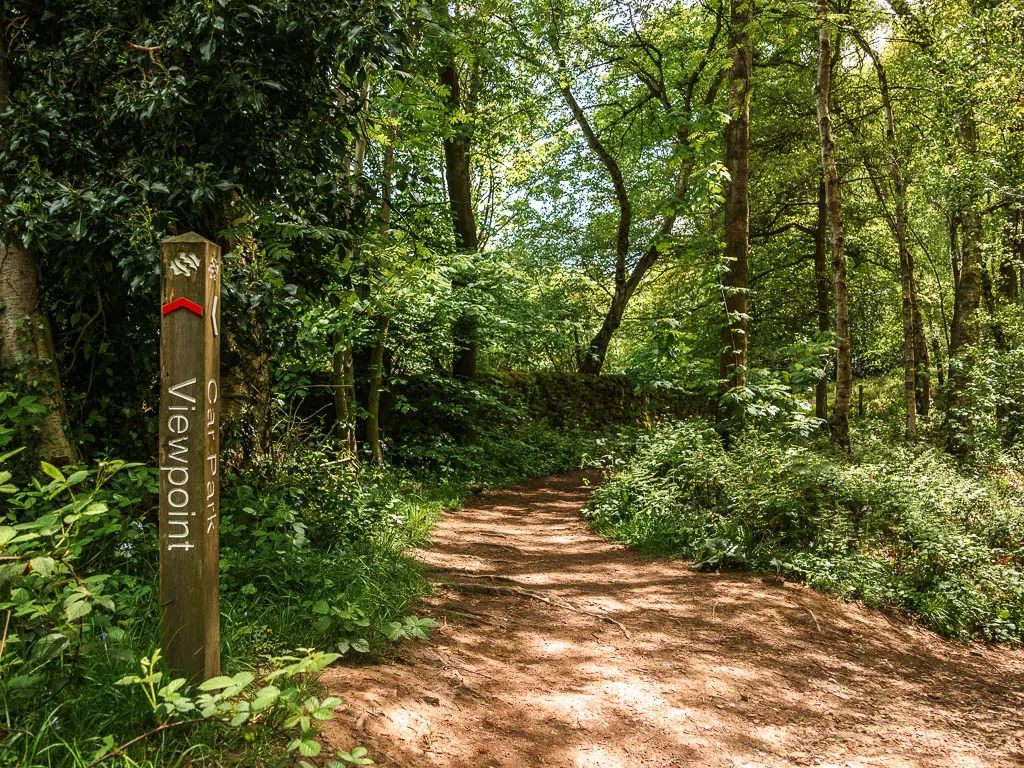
[{"xmin": 323, "ymin": 472, "xmax": 1024, "ymax": 768}]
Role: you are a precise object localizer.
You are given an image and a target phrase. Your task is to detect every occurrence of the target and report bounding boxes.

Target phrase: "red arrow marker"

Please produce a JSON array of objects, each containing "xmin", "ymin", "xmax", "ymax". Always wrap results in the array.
[{"xmin": 162, "ymin": 298, "xmax": 204, "ymax": 317}]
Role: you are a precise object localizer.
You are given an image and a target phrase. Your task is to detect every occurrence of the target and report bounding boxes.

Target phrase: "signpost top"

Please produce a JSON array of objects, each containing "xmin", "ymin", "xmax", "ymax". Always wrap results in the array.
[{"xmin": 162, "ymin": 231, "xmax": 218, "ymax": 246}]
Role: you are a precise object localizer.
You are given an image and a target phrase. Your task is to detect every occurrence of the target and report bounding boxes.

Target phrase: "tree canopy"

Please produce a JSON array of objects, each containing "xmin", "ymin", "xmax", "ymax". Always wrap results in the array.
[{"xmin": 1, "ymin": 0, "xmax": 1023, "ymax": 764}]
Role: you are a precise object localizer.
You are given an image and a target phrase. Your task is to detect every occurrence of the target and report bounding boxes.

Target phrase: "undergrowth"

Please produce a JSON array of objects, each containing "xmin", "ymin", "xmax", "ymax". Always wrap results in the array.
[
  {"xmin": 585, "ymin": 419, "xmax": 1024, "ymax": 643},
  {"xmin": 1, "ymin": 412, "xmax": 610, "ymax": 767}
]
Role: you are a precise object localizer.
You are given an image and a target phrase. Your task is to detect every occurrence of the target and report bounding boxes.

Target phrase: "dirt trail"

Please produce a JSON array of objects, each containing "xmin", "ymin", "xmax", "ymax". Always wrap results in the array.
[{"xmin": 322, "ymin": 472, "xmax": 1024, "ymax": 767}]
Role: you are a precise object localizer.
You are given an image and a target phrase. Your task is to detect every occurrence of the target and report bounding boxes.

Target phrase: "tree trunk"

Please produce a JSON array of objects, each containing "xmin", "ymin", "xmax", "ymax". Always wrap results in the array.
[
  {"xmin": 949, "ymin": 213, "xmax": 962, "ymax": 324},
  {"xmin": 333, "ymin": 80, "xmax": 371, "ymax": 449},
  {"xmin": 365, "ymin": 316, "xmax": 389, "ymax": 467},
  {"xmin": 852, "ymin": 28, "xmax": 916, "ymax": 435},
  {"xmin": 440, "ymin": 59, "xmax": 480, "ymax": 381},
  {"xmin": 896, "ymin": 240, "xmax": 921, "ymax": 434},
  {"xmin": 982, "ymin": 258, "xmax": 1006, "ymax": 350},
  {"xmin": 718, "ymin": 0, "xmax": 752, "ymax": 423},
  {"xmin": 813, "ymin": 180, "xmax": 830, "ymax": 423},
  {"xmin": 1015, "ymin": 211, "xmax": 1024, "ymax": 306},
  {"xmin": 932, "ymin": 337, "xmax": 945, "ymax": 390},
  {"xmin": 998, "ymin": 254, "xmax": 1019, "ymax": 303},
  {"xmin": 815, "ymin": 0, "xmax": 853, "ymax": 449},
  {"xmin": 556, "ymin": 73, "xmax": 633, "ymax": 374},
  {"xmin": 580, "ymin": 290, "xmax": 629, "ymax": 375},
  {"xmin": 365, "ymin": 120, "xmax": 398, "ymax": 467},
  {"xmin": 332, "ymin": 331, "xmax": 357, "ymax": 458},
  {"xmin": 219, "ymin": 204, "xmax": 274, "ymax": 462},
  {"xmin": 912, "ymin": 282, "xmax": 931, "ymax": 416},
  {"xmin": 0, "ymin": 40, "xmax": 78, "ymax": 464},
  {"xmin": 0, "ymin": 243, "xmax": 80, "ymax": 464},
  {"xmin": 945, "ymin": 115, "xmax": 983, "ymax": 458}
]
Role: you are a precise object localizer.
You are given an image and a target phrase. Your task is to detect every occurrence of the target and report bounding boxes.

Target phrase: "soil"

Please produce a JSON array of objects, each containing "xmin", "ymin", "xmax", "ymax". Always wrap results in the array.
[{"xmin": 322, "ymin": 472, "xmax": 1024, "ymax": 767}]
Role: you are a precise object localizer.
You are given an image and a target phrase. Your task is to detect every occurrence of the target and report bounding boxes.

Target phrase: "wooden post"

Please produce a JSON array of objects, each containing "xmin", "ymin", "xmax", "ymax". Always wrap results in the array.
[{"xmin": 159, "ymin": 232, "xmax": 221, "ymax": 683}]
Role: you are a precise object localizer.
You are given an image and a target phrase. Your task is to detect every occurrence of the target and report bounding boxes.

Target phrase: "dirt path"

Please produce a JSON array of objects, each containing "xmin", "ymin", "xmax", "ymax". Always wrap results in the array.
[{"xmin": 322, "ymin": 472, "xmax": 1024, "ymax": 767}]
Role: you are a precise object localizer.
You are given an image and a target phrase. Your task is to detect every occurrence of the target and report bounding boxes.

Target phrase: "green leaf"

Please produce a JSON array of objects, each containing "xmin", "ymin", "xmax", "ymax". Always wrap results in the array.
[
  {"xmin": 230, "ymin": 711, "xmax": 250, "ymax": 726},
  {"xmin": 65, "ymin": 599, "xmax": 92, "ymax": 621},
  {"xmin": 65, "ymin": 470, "xmax": 89, "ymax": 486},
  {"xmin": 231, "ymin": 671, "xmax": 255, "ymax": 688},
  {"xmin": 251, "ymin": 684, "xmax": 280, "ymax": 711},
  {"xmin": 0, "ymin": 447, "xmax": 25, "ymax": 463},
  {"xmin": 158, "ymin": 678, "xmax": 186, "ymax": 698},
  {"xmin": 198, "ymin": 675, "xmax": 235, "ymax": 691},
  {"xmin": 29, "ymin": 557, "xmax": 55, "ymax": 578},
  {"xmin": 299, "ymin": 739, "xmax": 322, "ymax": 757},
  {"xmin": 40, "ymin": 462, "xmax": 66, "ymax": 483},
  {"xmin": 91, "ymin": 735, "xmax": 116, "ymax": 763}
]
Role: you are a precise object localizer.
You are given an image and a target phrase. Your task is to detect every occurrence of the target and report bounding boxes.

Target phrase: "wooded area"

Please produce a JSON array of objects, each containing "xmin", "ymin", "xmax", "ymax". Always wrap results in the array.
[{"xmin": 1, "ymin": 0, "xmax": 1022, "ymax": 765}]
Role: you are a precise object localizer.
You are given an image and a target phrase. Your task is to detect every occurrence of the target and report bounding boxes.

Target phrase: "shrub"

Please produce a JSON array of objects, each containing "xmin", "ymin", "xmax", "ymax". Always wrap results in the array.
[
  {"xmin": 0, "ymin": 446, "xmax": 440, "ymax": 767},
  {"xmin": 585, "ymin": 421, "xmax": 1024, "ymax": 643}
]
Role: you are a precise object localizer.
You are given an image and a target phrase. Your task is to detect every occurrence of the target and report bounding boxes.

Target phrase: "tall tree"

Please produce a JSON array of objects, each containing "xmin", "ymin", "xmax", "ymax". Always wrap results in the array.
[
  {"xmin": 849, "ymin": 26, "xmax": 918, "ymax": 437},
  {"xmin": 365, "ymin": 104, "xmax": 401, "ymax": 467},
  {"xmin": 815, "ymin": 0, "xmax": 853, "ymax": 448},
  {"xmin": 541, "ymin": 0, "xmax": 725, "ymax": 374},
  {"xmin": 718, "ymin": 0, "xmax": 753, "ymax": 426},
  {"xmin": 813, "ymin": 180, "xmax": 830, "ymax": 423},
  {"xmin": 439, "ymin": 6, "xmax": 482, "ymax": 381},
  {"xmin": 886, "ymin": 0, "xmax": 1005, "ymax": 455},
  {"xmin": 946, "ymin": 113, "xmax": 984, "ymax": 454}
]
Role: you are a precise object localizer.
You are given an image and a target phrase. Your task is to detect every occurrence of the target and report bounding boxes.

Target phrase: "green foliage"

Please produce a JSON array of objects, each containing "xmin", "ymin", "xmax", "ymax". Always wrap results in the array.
[
  {"xmin": 102, "ymin": 648, "xmax": 347, "ymax": 765},
  {"xmin": 385, "ymin": 372, "xmax": 702, "ymax": 486},
  {"xmin": 2, "ymin": 0, "xmax": 1023, "ymax": 761},
  {"xmin": 586, "ymin": 420, "xmax": 1024, "ymax": 643},
  {"xmin": 0, "ymin": 448, "xmax": 444, "ymax": 767},
  {"xmin": 0, "ymin": 389, "xmax": 49, "ymax": 459},
  {"xmin": 0, "ymin": 454, "xmax": 151, "ymax": 708},
  {"xmin": 957, "ymin": 338, "xmax": 1024, "ymax": 458}
]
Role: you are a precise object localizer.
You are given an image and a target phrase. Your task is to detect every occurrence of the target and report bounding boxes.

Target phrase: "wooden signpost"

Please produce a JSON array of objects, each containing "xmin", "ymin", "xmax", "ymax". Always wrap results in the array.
[{"xmin": 159, "ymin": 232, "xmax": 222, "ymax": 682}]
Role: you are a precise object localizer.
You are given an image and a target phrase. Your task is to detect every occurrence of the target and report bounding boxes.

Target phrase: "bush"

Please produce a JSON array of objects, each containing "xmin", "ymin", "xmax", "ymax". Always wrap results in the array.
[
  {"xmin": 0, "ymin": 444, "xmax": 441, "ymax": 767},
  {"xmin": 393, "ymin": 414, "xmax": 637, "ymax": 488},
  {"xmin": 585, "ymin": 421, "xmax": 1024, "ymax": 643}
]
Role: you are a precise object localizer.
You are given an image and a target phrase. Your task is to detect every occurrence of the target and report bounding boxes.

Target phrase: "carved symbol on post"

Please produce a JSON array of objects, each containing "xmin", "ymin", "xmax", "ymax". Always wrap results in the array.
[
  {"xmin": 170, "ymin": 251, "xmax": 201, "ymax": 277},
  {"xmin": 210, "ymin": 296, "xmax": 219, "ymax": 337},
  {"xmin": 162, "ymin": 297, "xmax": 204, "ymax": 317}
]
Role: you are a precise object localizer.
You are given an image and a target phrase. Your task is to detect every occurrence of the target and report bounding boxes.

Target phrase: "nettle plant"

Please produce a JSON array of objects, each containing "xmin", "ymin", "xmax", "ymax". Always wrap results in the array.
[
  {"xmin": 0, "ymin": 452, "xmax": 144, "ymax": 700},
  {"xmin": 100, "ymin": 648, "xmax": 373, "ymax": 767},
  {"xmin": 309, "ymin": 599, "xmax": 437, "ymax": 655}
]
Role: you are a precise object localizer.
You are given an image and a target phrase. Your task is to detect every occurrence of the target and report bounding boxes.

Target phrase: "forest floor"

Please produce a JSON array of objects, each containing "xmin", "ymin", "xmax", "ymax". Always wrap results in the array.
[{"xmin": 322, "ymin": 472, "xmax": 1024, "ymax": 768}]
